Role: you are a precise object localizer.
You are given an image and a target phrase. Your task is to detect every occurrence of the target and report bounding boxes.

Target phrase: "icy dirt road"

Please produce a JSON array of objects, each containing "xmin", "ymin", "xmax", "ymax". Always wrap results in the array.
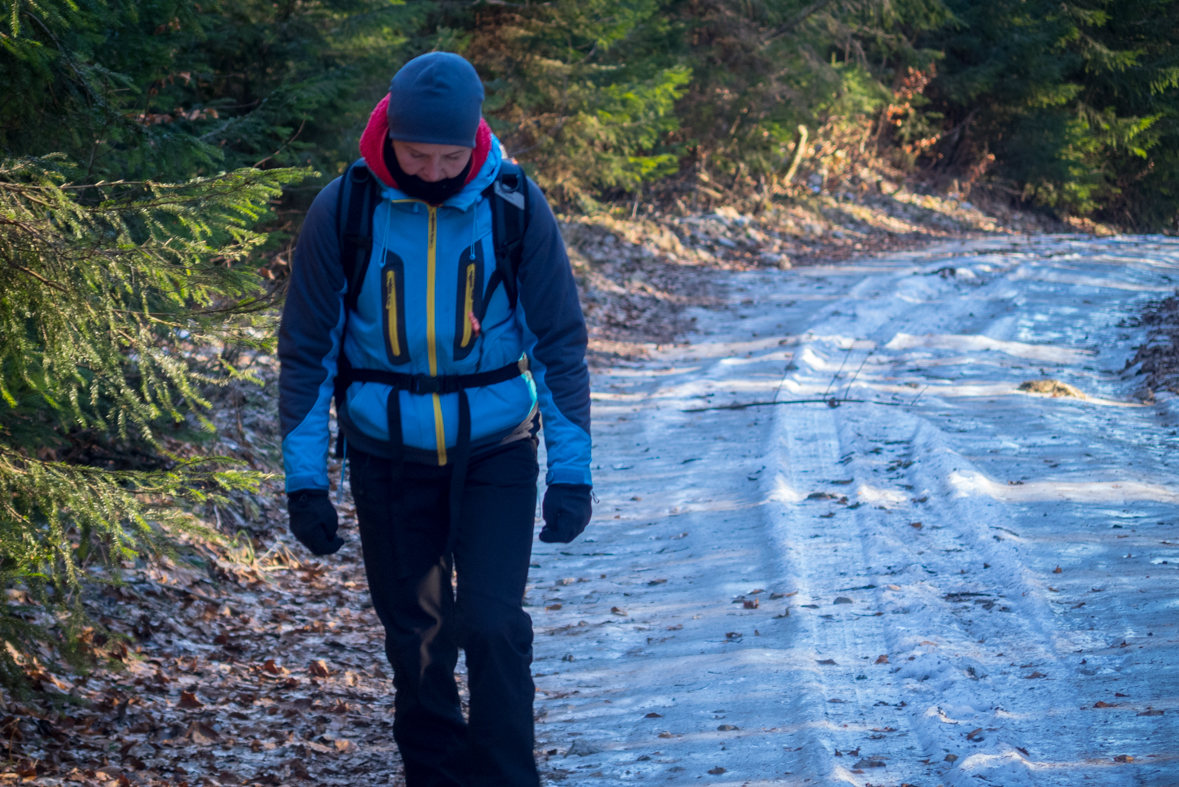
[{"xmin": 528, "ymin": 236, "xmax": 1179, "ymax": 787}]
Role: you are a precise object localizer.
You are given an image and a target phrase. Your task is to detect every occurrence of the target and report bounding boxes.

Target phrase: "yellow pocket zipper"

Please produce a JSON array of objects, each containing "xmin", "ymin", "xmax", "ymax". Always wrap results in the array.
[
  {"xmin": 460, "ymin": 262, "xmax": 476, "ymax": 348},
  {"xmin": 381, "ymin": 251, "xmax": 408, "ymax": 364}
]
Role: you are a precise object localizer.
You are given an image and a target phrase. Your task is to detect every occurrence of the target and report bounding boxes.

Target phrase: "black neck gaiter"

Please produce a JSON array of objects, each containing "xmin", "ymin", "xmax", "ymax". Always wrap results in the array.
[{"xmin": 384, "ymin": 139, "xmax": 473, "ymax": 205}]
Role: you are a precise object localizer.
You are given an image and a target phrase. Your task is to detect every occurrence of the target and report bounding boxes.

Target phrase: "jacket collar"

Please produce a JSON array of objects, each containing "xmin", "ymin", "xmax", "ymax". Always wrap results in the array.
[{"xmin": 359, "ymin": 95, "xmax": 498, "ymax": 211}]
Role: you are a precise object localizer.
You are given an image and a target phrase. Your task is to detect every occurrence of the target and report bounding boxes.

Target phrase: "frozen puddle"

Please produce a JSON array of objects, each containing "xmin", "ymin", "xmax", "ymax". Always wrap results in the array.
[{"xmin": 531, "ymin": 236, "xmax": 1179, "ymax": 786}]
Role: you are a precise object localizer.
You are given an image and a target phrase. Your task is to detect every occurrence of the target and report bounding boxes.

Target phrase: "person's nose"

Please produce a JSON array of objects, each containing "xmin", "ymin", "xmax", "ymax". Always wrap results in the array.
[{"xmin": 422, "ymin": 158, "xmax": 444, "ymax": 182}]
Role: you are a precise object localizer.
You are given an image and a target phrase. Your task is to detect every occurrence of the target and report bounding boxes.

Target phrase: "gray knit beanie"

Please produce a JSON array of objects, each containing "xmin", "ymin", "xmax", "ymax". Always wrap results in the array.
[{"xmin": 387, "ymin": 52, "xmax": 484, "ymax": 148}]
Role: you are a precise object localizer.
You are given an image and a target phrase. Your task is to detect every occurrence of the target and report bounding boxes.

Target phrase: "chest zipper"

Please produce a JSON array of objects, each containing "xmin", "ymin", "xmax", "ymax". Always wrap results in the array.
[{"xmin": 425, "ymin": 205, "xmax": 447, "ymax": 465}]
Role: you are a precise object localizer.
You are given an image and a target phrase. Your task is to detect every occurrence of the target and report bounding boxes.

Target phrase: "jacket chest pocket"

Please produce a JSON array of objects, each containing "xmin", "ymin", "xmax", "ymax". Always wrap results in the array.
[
  {"xmin": 382, "ymin": 250, "xmax": 409, "ymax": 364},
  {"xmin": 452, "ymin": 243, "xmax": 485, "ymax": 361}
]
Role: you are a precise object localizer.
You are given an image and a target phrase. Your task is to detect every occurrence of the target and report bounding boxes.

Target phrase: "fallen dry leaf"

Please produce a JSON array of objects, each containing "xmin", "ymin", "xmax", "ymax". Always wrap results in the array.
[
  {"xmin": 177, "ymin": 690, "xmax": 204, "ymax": 709},
  {"xmin": 310, "ymin": 659, "xmax": 331, "ymax": 678},
  {"xmin": 708, "ymin": 766, "xmax": 726, "ymax": 775},
  {"xmin": 186, "ymin": 720, "xmax": 220, "ymax": 745},
  {"xmin": 875, "ymin": 654, "xmax": 889, "ymax": 664}
]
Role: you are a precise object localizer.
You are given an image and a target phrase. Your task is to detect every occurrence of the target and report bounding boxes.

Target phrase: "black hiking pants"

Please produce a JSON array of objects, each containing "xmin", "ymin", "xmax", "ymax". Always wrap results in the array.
[{"xmin": 350, "ymin": 439, "xmax": 541, "ymax": 787}]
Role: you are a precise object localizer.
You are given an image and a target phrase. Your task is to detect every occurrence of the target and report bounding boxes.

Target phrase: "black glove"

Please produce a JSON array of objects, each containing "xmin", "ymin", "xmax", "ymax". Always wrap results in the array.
[
  {"xmin": 287, "ymin": 489, "xmax": 345, "ymax": 555},
  {"xmin": 540, "ymin": 484, "xmax": 593, "ymax": 544}
]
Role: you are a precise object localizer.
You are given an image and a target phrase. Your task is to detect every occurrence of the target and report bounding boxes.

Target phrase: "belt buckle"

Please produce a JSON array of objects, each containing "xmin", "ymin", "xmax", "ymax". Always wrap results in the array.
[{"xmin": 411, "ymin": 375, "xmax": 442, "ymax": 395}]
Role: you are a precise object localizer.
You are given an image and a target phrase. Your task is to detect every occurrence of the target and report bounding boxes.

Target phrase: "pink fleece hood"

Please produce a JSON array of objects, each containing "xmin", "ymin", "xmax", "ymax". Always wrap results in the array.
[{"xmin": 359, "ymin": 95, "xmax": 493, "ymax": 189}]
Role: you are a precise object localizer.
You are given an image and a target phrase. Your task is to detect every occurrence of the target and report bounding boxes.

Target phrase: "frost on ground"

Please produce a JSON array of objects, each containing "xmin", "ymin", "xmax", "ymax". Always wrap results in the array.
[
  {"xmin": 6, "ymin": 235, "xmax": 1178, "ymax": 787},
  {"xmin": 562, "ymin": 185, "xmax": 1063, "ymax": 354},
  {"xmin": 531, "ymin": 236, "xmax": 1179, "ymax": 786}
]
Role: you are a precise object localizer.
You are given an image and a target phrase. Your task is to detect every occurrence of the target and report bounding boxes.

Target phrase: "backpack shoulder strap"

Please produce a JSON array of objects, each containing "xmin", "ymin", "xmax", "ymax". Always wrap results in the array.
[
  {"xmin": 332, "ymin": 159, "xmax": 380, "ymax": 457},
  {"xmin": 484, "ymin": 160, "xmax": 531, "ymax": 310},
  {"xmin": 336, "ymin": 158, "xmax": 380, "ymax": 313}
]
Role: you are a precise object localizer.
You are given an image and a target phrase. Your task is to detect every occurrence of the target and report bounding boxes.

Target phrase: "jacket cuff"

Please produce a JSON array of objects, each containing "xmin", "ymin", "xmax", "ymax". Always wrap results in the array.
[{"xmin": 546, "ymin": 467, "xmax": 593, "ymax": 486}]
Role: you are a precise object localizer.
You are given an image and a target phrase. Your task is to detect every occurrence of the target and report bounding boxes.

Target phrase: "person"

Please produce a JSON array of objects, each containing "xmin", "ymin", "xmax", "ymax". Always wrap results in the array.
[{"xmin": 277, "ymin": 52, "xmax": 593, "ymax": 787}]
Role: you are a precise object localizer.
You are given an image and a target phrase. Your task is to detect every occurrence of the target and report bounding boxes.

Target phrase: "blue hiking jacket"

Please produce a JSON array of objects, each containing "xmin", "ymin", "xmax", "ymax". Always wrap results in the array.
[{"xmin": 278, "ymin": 118, "xmax": 591, "ymax": 494}]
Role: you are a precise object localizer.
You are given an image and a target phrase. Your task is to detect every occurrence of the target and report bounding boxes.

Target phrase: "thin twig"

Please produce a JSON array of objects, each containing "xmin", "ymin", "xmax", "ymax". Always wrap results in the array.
[
  {"xmin": 253, "ymin": 118, "xmax": 307, "ymax": 169},
  {"xmin": 823, "ymin": 346, "xmax": 854, "ymax": 397},
  {"xmin": 684, "ymin": 398, "xmax": 908, "ymax": 413},
  {"xmin": 764, "ymin": 0, "xmax": 838, "ymax": 43},
  {"xmin": 842, "ymin": 351, "xmax": 873, "ymax": 401},
  {"xmin": 909, "ymin": 385, "xmax": 930, "ymax": 406},
  {"xmin": 772, "ymin": 352, "xmax": 794, "ymax": 404}
]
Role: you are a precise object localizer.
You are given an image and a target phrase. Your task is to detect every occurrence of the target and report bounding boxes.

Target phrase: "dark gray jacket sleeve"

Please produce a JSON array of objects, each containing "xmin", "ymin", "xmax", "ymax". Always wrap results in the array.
[
  {"xmin": 516, "ymin": 180, "xmax": 592, "ymax": 486},
  {"xmin": 278, "ymin": 177, "xmax": 347, "ymax": 493}
]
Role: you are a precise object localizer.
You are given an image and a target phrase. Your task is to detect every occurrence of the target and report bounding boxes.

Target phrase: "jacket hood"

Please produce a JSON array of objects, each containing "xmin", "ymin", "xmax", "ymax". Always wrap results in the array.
[{"xmin": 360, "ymin": 94, "xmax": 494, "ymax": 200}]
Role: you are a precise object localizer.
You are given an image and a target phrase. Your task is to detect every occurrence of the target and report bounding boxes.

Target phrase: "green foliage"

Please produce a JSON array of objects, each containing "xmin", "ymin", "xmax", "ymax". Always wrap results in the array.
[
  {"xmin": 0, "ymin": 155, "xmax": 304, "ymax": 677},
  {"xmin": 1, "ymin": 0, "xmax": 422, "ymax": 182},
  {"xmin": 429, "ymin": 0, "xmax": 689, "ymax": 206},
  {"xmin": 419, "ymin": 0, "xmax": 949, "ymax": 206},
  {"xmin": 0, "ymin": 158, "xmax": 304, "ymax": 443},
  {"xmin": 1, "ymin": 0, "xmax": 318, "ymax": 679},
  {"xmin": 925, "ymin": 0, "xmax": 1179, "ymax": 227}
]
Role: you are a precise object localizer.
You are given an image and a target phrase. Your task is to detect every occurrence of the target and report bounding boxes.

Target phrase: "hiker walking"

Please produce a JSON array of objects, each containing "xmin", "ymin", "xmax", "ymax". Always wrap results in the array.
[{"xmin": 278, "ymin": 52, "xmax": 593, "ymax": 786}]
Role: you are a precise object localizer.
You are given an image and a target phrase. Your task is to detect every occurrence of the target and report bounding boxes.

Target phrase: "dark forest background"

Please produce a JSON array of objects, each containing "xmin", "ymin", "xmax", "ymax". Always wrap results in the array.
[
  {"xmin": 1, "ymin": 0, "xmax": 1177, "ymax": 676},
  {"xmin": 7, "ymin": 0, "xmax": 1179, "ymax": 225}
]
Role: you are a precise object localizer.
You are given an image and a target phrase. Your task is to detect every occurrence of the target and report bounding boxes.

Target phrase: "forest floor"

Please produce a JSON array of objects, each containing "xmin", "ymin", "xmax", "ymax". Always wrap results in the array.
[{"xmin": 4, "ymin": 192, "xmax": 1177, "ymax": 787}]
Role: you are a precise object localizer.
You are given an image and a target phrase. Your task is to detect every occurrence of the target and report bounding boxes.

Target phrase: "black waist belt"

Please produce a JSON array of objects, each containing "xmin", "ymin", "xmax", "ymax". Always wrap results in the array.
[
  {"xmin": 339, "ymin": 357, "xmax": 528, "ymax": 561},
  {"xmin": 346, "ymin": 358, "xmax": 526, "ymax": 394}
]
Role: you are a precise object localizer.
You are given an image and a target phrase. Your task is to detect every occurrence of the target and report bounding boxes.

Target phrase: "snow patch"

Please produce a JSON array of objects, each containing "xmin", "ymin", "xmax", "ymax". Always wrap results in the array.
[{"xmin": 885, "ymin": 332, "xmax": 1092, "ymax": 363}]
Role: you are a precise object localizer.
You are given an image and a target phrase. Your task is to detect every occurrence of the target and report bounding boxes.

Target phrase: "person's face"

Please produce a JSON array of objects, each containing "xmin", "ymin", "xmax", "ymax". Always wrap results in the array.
[{"xmin": 391, "ymin": 140, "xmax": 473, "ymax": 182}]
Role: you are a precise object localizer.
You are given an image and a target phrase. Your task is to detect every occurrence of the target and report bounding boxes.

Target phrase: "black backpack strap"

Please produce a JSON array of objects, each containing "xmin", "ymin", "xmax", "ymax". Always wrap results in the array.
[
  {"xmin": 484, "ymin": 161, "xmax": 530, "ymax": 310},
  {"xmin": 332, "ymin": 159, "xmax": 380, "ymax": 457},
  {"xmin": 337, "ymin": 159, "xmax": 380, "ymax": 313}
]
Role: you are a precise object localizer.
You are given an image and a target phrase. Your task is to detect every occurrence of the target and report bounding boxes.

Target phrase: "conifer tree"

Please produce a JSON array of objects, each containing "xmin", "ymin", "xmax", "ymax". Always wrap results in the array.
[
  {"xmin": 0, "ymin": 155, "xmax": 305, "ymax": 678},
  {"xmin": 1, "ymin": 0, "xmax": 311, "ymax": 677}
]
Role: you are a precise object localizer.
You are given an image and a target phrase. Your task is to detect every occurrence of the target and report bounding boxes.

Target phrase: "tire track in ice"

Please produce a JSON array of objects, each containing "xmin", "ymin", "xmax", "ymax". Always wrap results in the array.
[
  {"xmin": 762, "ymin": 238, "xmax": 1174, "ymax": 786},
  {"xmin": 529, "ymin": 237, "xmax": 1179, "ymax": 786}
]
